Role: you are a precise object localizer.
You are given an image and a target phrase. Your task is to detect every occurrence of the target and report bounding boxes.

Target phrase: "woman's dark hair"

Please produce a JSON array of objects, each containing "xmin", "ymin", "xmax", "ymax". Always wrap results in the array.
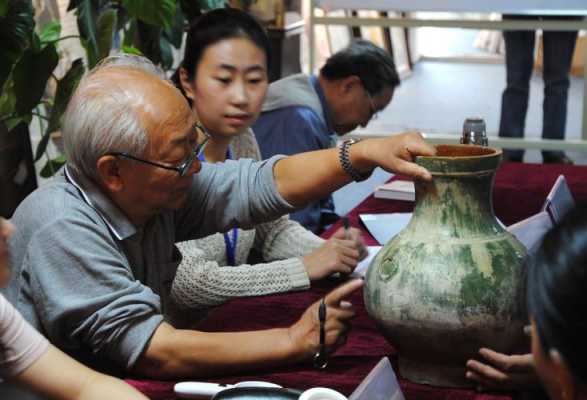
[
  {"xmin": 527, "ymin": 204, "xmax": 587, "ymax": 384},
  {"xmin": 171, "ymin": 7, "xmax": 270, "ymax": 101},
  {"xmin": 319, "ymin": 39, "xmax": 400, "ymax": 97}
]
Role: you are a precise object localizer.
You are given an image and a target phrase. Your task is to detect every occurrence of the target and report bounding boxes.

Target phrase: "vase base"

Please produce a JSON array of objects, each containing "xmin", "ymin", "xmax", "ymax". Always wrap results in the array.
[{"xmin": 399, "ymin": 357, "xmax": 474, "ymax": 388}]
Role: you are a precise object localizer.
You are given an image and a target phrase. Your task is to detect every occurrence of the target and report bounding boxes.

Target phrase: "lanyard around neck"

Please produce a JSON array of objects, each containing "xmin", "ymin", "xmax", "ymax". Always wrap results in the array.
[{"xmin": 199, "ymin": 147, "xmax": 237, "ymax": 266}]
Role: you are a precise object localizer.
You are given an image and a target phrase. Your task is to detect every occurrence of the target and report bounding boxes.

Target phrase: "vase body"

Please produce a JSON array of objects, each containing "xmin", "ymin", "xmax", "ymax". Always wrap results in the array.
[{"xmin": 364, "ymin": 145, "xmax": 527, "ymax": 387}]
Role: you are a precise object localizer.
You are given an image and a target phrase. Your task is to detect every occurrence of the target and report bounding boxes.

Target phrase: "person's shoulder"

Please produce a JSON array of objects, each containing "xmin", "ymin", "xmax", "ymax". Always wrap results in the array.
[
  {"xmin": 23, "ymin": 177, "xmax": 97, "ymax": 211},
  {"xmin": 12, "ymin": 178, "xmax": 105, "ymax": 236},
  {"xmin": 290, "ymin": 106, "xmax": 323, "ymax": 123},
  {"xmin": 268, "ymin": 73, "xmax": 311, "ymax": 91},
  {"xmin": 262, "ymin": 105, "xmax": 321, "ymax": 124},
  {"xmin": 278, "ymin": 106, "xmax": 326, "ymax": 135}
]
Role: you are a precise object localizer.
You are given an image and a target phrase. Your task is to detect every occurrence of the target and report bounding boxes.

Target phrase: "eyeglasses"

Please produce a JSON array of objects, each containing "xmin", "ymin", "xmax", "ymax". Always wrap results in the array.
[
  {"xmin": 364, "ymin": 88, "xmax": 380, "ymax": 121},
  {"xmin": 108, "ymin": 122, "xmax": 210, "ymax": 177}
]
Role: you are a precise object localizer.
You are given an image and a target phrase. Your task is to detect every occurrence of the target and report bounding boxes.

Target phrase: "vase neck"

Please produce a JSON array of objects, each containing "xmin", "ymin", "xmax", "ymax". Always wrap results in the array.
[{"xmin": 411, "ymin": 172, "xmax": 504, "ymax": 238}]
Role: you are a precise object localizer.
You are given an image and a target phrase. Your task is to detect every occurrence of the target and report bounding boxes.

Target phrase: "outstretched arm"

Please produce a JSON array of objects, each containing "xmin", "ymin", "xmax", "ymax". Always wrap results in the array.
[
  {"xmin": 274, "ymin": 132, "xmax": 435, "ymax": 207},
  {"xmin": 134, "ymin": 279, "xmax": 364, "ymax": 379},
  {"xmin": 15, "ymin": 345, "xmax": 147, "ymax": 400}
]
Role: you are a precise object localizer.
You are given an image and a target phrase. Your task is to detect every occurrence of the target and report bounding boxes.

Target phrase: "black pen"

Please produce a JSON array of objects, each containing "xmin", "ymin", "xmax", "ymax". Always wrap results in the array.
[{"xmin": 343, "ymin": 216, "xmax": 350, "ymax": 240}]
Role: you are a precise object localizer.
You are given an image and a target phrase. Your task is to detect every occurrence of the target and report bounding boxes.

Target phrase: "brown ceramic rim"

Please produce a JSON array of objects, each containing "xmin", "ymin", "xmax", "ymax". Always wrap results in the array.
[
  {"xmin": 417, "ymin": 144, "xmax": 502, "ymax": 160},
  {"xmin": 428, "ymin": 170, "xmax": 496, "ymax": 177}
]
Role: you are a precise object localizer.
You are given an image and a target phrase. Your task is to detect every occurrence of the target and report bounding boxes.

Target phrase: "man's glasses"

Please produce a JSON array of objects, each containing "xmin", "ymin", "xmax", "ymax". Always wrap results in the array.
[
  {"xmin": 364, "ymin": 88, "xmax": 380, "ymax": 121},
  {"xmin": 108, "ymin": 122, "xmax": 210, "ymax": 177}
]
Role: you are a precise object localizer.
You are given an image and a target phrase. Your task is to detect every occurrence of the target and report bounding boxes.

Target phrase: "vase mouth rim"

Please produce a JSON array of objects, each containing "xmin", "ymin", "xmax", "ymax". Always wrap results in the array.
[{"xmin": 418, "ymin": 144, "xmax": 502, "ymax": 160}]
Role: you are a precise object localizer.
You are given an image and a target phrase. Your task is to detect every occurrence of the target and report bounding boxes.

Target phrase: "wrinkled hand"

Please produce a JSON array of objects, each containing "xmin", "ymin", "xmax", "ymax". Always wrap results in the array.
[
  {"xmin": 465, "ymin": 348, "xmax": 539, "ymax": 391},
  {"xmin": 354, "ymin": 131, "xmax": 436, "ymax": 181},
  {"xmin": 303, "ymin": 227, "xmax": 367, "ymax": 280},
  {"xmin": 289, "ymin": 279, "xmax": 363, "ymax": 359}
]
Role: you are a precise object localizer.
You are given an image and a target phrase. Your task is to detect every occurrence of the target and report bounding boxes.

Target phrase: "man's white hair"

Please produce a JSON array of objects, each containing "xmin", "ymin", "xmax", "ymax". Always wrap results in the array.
[{"xmin": 62, "ymin": 54, "xmax": 168, "ymax": 181}]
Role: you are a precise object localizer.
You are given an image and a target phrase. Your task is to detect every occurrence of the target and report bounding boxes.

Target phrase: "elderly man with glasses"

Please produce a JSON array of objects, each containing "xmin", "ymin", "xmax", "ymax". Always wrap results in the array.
[
  {"xmin": 253, "ymin": 40, "xmax": 399, "ymax": 233},
  {"xmin": 2, "ymin": 55, "xmax": 431, "ymax": 380}
]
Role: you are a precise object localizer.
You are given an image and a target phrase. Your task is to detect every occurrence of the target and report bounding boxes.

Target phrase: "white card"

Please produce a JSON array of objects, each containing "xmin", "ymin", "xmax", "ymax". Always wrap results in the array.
[
  {"xmin": 359, "ymin": 213, "xmax": 412, "ymax": 245},
  {"xmin": 349, "ymin": 357, "xmax": 405, "ymax": 400},
  {"xmin": 351, "ymin": 246, "xmax": 382, "ymax": 278},
  {"xmin": 507, "ymin": 211, "xmax": 553, "ymax": 255}
]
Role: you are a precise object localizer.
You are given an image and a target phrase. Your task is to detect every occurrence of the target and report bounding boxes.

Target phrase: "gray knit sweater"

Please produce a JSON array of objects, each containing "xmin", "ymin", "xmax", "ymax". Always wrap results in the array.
[{"xmin": 171, "ymin": 129, "xmax": 324, "ymax": 311}]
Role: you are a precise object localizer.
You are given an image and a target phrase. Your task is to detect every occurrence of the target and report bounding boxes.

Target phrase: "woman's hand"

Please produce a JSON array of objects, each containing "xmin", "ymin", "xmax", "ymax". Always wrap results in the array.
[
  {"xmin": 288, "ymin": 279, "xmax": 363, "ymax": 359},
  {"xmin": 303, "ymin": 227, "xmax": 367, "ymax": 280},
  {"xmin": 465, "ymin": 348, "xmax": 540, "ymax": 391}
]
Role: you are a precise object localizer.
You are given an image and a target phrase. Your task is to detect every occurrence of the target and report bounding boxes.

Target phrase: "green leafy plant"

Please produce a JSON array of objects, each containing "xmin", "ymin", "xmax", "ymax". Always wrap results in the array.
[
  {"xmin": 69, "ymin": 0, "xmax": 187, "ymax": 70},
  {"xmin": 0, "ymin": 2, "xmax": 83, "ymax": 182}
]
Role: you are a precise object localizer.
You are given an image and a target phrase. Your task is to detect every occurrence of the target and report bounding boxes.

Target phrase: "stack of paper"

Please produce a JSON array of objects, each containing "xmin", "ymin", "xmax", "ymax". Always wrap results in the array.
[{"xmin": 374, "ymin": 180, "xmax": 415, "ymax": 201}]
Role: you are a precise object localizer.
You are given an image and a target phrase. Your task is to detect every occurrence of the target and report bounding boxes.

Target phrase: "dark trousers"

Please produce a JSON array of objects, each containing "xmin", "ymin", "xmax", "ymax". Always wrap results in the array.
[{"xmin": 498, "ymin": 16, "xmax": 578, "ymax": 161}]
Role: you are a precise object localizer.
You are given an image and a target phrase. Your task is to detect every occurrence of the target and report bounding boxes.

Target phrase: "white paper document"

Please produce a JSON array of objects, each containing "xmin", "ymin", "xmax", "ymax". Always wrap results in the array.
[
  {"xmin": 506, "ymin": 211, "xmax": 553, "ymax": 255},
  {"xmin": 349, "ymin": 357, "xmax": 405, "ymax": 400},
  {"xmin": 359, "ymin": 213, "xmax": 412, "ymax": 245},
  {"xmin": 352, "ymin": 246, "xmax": 382, "ymax": 278}
]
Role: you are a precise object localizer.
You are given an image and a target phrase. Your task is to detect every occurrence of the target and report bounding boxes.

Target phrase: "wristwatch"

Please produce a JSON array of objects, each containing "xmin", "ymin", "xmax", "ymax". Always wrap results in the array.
[{"xmin": 339, "ymin": 138, "xmax": 370, "ymax": 182}]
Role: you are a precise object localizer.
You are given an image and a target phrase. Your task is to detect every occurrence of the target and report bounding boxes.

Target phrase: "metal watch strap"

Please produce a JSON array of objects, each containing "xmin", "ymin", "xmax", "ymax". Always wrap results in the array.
[{"xmin": 339, "ymin": 138, "xmax": 368, "ymax": 182}]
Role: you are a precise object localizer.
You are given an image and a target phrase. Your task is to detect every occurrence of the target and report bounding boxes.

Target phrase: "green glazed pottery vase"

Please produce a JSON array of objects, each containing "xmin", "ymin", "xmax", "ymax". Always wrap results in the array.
[{"xmin": 364, "ymin": 144, "xmax": 527, "ymax": 387}]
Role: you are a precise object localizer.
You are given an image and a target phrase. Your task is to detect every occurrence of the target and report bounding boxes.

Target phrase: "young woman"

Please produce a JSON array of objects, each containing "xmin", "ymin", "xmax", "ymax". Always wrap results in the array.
[
  {"xmin": 0, "ymin": 218, "xmax": 147, "ymax": 400},
  {"xmin": 170, "ymin": 8, "xmax": 367, "ymax": 313}
]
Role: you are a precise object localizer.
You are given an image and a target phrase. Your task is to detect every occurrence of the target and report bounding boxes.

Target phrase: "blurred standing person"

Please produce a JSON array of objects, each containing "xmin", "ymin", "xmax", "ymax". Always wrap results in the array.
[{"xmin": 499, "ymin": 15, "xmax": 579, "ymax": 164}]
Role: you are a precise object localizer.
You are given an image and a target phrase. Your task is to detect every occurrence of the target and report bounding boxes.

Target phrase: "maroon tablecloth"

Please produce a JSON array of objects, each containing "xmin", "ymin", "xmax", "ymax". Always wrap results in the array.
[{"xmin": 126, "ymin": 162, "xmax": 587, "ymax": 399}]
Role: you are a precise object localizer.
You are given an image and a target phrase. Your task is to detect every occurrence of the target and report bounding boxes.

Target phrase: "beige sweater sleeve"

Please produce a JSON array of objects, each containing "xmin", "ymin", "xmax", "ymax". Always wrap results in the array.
[
  {"xmin": 171, "ymin": 129, "xmax": 317, "ymax": 311},
  {"xmin": 0, "ymin": 294, "xmax": 49, "ymax": 378},
  {"xmin": 171, "ymin": 241, "xmax": 309, "ymax": 310},
  {"xmin": 255, "ymin": 216, "xmax": 325, "ymax": 262}
]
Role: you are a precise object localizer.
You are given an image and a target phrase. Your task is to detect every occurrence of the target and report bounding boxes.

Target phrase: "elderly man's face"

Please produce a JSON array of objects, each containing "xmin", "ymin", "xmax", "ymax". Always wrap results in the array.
[
  {"xmin": 103, "ymin": 68, "xmax": 201, "ymax": 218},
  {"xmin": 0, "ymin": 218, "xmax": 15, "ymax": 287},
  {"xmin": 331, "ymin": 82, "xmax": 394, "ymax": 135}
]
